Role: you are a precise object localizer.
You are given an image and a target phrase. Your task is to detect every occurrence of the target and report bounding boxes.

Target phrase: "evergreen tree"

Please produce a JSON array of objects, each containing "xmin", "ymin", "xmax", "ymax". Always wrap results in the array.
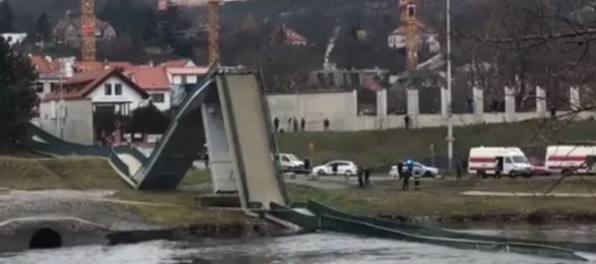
[
  {"xmin": 0, "ymin": 0, "xmax": 13, "ymax": 33},
  {"xmin": 35, "ymin": 12, "xmax": 52, "ymax": 43},
  {"xmin": 0, "ymin": 36, "xmax": 38, "ymax": 151}
]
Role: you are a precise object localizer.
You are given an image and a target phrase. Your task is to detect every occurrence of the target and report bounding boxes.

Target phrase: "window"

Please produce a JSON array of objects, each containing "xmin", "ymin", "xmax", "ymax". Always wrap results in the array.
[
  {"xmin": 151, "ymin": 93, "xmax": 165, "ymax": 103},
  {"xmin": 104, "ymin": 84, "xmax": 112, "ymax": 95},
  {"xmin": 114, "ymin": 84, "xmax": 122, "ymax": 95},
  {"xmin": 512, "ymin": 156, "xmax": 528, "ymax": 163},
  {"xmin": 505, "ymin": 157, "xmax": 513, "ymax": 164}
]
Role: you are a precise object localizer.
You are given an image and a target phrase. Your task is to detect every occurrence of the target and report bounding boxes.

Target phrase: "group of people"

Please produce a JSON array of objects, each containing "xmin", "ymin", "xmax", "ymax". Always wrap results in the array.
[{"xmin": 273, "ymin": 117, "xmax": 331, "ymax": 133}]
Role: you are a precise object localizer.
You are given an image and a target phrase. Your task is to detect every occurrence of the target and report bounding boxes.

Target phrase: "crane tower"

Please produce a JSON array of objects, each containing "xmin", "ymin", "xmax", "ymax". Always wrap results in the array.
[
  {"xmin": 400, "ymin": 0, "xmax": 420, "ymax": 71},
  {"xmin": 159, "ymin": 0, "xmax": 221, "ymax": 66},
  {"xmin": 207, "ymin": 0, "xmax": 220, "ymax": 65},
  {"xmin": 81, "ymin": 0, "xmax": 97, "ymax": 72}
]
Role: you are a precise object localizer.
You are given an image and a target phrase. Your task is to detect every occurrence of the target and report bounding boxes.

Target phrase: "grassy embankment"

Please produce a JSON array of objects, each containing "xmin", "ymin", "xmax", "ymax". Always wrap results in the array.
[
  {"xmin": 290, "ymin": 177, "xmax": 596, "ymax": 221},
  {"xmin": 0, "ymin": 157, "xmax": 245, "ymax": 227},
  {"xmin": 277, "ymin": 120, "xmax": 596, "ymax": 167},
  {"xmin": 2, "ymin": 155, "xmax": 596, "ymax": 223}
]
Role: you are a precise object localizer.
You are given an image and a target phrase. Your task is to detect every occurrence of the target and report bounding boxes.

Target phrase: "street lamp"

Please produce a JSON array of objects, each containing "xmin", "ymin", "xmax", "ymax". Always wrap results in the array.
[{"xmin": 446, "ymin": 0, "xmax": 454, "ymax": 174}]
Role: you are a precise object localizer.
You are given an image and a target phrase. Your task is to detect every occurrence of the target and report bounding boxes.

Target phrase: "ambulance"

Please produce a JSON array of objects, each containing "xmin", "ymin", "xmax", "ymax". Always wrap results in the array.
[
  {"xmin": 545, "ymin": 145, "xmax": 596, "ymax": 174},
  {"xmin": 468, "ymin": 147, "xmax": 532, "ymax": 178}
]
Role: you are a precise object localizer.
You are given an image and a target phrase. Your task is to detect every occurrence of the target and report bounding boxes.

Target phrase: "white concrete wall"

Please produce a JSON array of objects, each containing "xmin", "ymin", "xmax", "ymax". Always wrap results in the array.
[
  {"xmin": 86, "ymin": 76, "xmax": 145, "ymax": 111},
  {"xmin": 39, "ymin": 99, "xmax": 94, "ymax": 145},
  {"xmin": 267, "ymin": 91, "xmax": 357, "ymax": 131},
  {"xmin": 352, "ymin": 111, "xmax": 596, "ymax": 131}
]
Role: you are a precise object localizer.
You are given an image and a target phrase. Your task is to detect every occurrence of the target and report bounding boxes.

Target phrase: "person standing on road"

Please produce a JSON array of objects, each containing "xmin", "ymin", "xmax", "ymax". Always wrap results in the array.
[
  {"xmin": 495, "ymin": 158, "xmax": 503, "ymax": 179},
  {"xmin": 301, "ymin": 118, "xmax": 306, "ymax": 131},
  {"xmin": 456, "ymin": 158, "xmax": 463, "ymax": 180},
  {"xmin": 403, "ymin": 160, "xmax": 413, "ymax": 190},
  {"xmin": 357, "ymin": 168, "xmax": 364, "ymax": 188},
  {"xmin": 397, "ymin": 161, "xmax": 404, "ymax": 179},
  {"xmin": 273, "ymin": 117, "xmax": 280, "ymax": 132},
  {"xmin": 303, "ymin": 157, "xmax": 311, "ymax": 174},
  {"xmin": 332, "ymin": 162, "xmax": 339, "ymax": 176},
  {"xmin": 364, "ymin": 167, "xmax": 371, "ymax": 186}
]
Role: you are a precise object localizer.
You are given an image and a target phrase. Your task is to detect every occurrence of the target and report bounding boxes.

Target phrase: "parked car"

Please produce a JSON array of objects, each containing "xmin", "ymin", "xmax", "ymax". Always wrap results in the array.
[
  {"xmin": 275, "ymin": 153, "xmax": 305, "ymax": 173},
  {"xmin": 389, "ymin": 161, "xmax": 440, "ymax": 178},
  {"xmin": 313, "ymin": 160, "xmax": 358, "ymax": 176},
  {"xmin": 528, "ymin": 157, "xmax": 550, "ymax": 176}
]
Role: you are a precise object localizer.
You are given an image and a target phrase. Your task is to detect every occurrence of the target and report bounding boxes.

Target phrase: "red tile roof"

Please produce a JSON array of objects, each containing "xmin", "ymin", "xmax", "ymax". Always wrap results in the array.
[
  {"xmin": 106, "ymin": 61, "xmax": 137, "ymax": 71},
  {"xmin": 29, "ymin": 55, "xmax": 60, "ymax": 74},
  {"xmin": 43, "ymin": 68, "xmax": 148, "ymax": 102},
  {"xmin": 128, "ymin": 66, "xmax": 170, "ymax": 91},
  {"xmin": 281, "ymin": 25, "xmax": 307, "ymax": 43}
]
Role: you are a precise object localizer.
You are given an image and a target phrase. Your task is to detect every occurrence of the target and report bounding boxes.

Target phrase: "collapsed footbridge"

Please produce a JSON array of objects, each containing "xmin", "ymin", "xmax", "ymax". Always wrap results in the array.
[{"xmin": 24, "ymin": 67, "xmax": 287, "ymax": 210}]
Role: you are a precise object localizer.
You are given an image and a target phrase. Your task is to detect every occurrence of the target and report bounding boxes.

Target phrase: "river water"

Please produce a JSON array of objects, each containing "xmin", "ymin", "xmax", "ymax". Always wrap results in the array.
[{"xmin": 2, "ymin": 225, "xmax": 596, "ymax": 264}]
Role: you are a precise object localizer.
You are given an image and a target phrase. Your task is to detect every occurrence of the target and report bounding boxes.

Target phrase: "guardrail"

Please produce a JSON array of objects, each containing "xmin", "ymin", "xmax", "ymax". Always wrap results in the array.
[{"xmin": 319, "ymin": 215, "xmax": 586, "ymax": 261}]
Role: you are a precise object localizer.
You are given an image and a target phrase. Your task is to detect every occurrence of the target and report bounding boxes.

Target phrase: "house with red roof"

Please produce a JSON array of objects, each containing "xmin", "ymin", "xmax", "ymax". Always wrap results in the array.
[
  {"xmin": 160, "ymin": 59, "xmax": 196, "ymax": 68},
  {"xmin": 279, "ymin": 24, "xmax": 308, "ymax": 46},
  {"xmin": 388, "ymin": 21, "xmax": 440, "ymax": 53},
  {"xmin": 127, "ymin": 66, "xmax": 172, "ymax": 111},
  {"xmin": 38, "ymin": 68, "xmax": 149, "ymax": 144}
]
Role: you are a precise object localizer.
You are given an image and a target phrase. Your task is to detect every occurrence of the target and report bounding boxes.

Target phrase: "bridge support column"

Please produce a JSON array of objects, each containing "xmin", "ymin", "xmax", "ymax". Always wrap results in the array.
[{"xmin": 202, "ymin": 103, "xmax": 238, "ymax": 193}]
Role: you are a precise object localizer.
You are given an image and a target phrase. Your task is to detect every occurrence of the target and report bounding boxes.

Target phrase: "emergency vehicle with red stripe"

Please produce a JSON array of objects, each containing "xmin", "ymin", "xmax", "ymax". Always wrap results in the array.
[
  {"xmin": 468, "ymin": 147, "xmax": 532, "ymax": 177},
  {"xmin": 545, "ymin": 145, "xmax": 596, "ymax": 174}
]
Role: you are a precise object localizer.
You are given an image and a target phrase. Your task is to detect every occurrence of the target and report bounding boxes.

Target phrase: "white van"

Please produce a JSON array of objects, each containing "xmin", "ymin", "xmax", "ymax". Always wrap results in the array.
[
  {"xmin": 468, "ymin": 147, "xmax": 532, "ymax": 178},
  {"xmin": 275, "ymin": 153, "xmax": 305, "ymax": 173},
  {"xmin": 545, "ymin": 145, "xmax": 596, "ymax": 174}
]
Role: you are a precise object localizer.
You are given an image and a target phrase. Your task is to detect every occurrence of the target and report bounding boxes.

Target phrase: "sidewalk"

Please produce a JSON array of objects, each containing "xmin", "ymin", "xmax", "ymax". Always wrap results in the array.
[{"xmin": 461, "ymin": 191, "xmax": 596, "ymax": 198}]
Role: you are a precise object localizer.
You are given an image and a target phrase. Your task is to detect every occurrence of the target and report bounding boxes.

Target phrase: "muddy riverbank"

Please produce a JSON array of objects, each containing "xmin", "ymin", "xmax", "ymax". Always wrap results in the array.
[{"xmin": 0, "ymin": 188, "xmax": 286, "ymax": 252}]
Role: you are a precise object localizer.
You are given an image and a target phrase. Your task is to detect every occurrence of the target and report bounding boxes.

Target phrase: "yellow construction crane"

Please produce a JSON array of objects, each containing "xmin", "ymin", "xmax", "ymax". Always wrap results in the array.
[
  {"xmin": 400, "ymin": 0, "xmax": 420, "ymax": 71},
  {"xmin": 158, "ymin": 0, "xmax": 221, "ymax": 66},
  {"xmin": 81, "ymin": 0, "xmax": 97, "ymax": 72}
]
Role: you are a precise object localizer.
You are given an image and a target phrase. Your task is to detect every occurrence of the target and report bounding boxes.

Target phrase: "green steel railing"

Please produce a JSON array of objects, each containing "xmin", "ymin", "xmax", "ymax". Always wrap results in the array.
[
  {"xmin": 319, "ymin": 215, "xmax": 586, "ymax": 261},
  {"xmin": 306, "ymin": 200, "xmax": 596, "ymax": 253},
  {"xmin": 268, "ymin": 203, "xmax": 319, "ymax": 231}
]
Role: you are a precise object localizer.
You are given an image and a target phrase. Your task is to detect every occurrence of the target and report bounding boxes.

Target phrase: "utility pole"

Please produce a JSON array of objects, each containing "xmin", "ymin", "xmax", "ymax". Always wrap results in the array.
[{"xmin": 446, "ymin": 0, "xmax": 454, "ymax": 174}]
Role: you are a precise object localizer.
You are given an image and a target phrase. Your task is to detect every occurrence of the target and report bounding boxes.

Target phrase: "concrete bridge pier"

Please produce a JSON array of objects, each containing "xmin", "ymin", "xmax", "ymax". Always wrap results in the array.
[{"xmin": 202, "ymin": 103, "xmax": 237, "ymax": 193}]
